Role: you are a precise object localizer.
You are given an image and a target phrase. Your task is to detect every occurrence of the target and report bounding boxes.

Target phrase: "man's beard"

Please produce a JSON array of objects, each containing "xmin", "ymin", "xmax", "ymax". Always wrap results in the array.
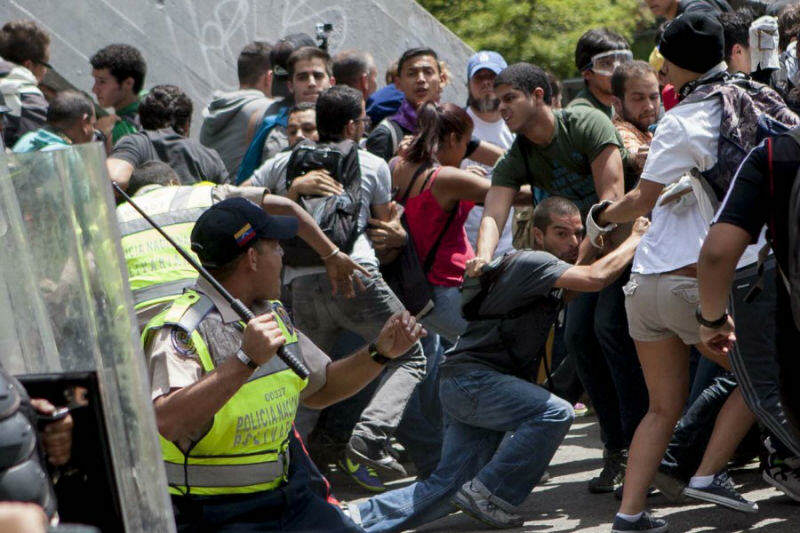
[
  {"xmin": 621, "ymin": 104, "xmax": 654, "ymax": 134},
  {"xmin": 469, "ymin": 94, "xmax": 500, "ymax": 113}
]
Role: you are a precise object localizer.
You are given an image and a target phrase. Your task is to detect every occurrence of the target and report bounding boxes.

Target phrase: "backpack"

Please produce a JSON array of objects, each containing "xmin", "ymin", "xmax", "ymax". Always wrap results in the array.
[
  {"xmin": 681, "ymin": 73, "xmax": 800, "ymax": 204},
  {"xmin": 235, "ymin": 107, "xmax": 290, "ymax": 184},
  {"xmin": 380, "ymin": 162, "xmax": 458, "ymax": 317},
  {"xmin": 768, "ymin": 131, "xmax": 800, "ymax": 329},
  {"xmin": 281, "ymin": 139, "xmax": 364, "ymax": 267},
  {"xmin": 375, "ymin": 118, "xmax": 404, "ymax": 158}
]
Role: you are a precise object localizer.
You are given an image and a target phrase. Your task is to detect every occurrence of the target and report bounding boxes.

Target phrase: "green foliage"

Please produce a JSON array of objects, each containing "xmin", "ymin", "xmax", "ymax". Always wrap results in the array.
[{"xmin": 419, "ymin": 0, "xmax": 654, "ymax": 78}]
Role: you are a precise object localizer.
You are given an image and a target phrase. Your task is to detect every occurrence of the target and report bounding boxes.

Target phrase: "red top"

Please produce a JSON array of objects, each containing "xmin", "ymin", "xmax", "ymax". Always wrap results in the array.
[{"xmin": 401, "ymin": 167, "xmax": 475, "ymax": 287}]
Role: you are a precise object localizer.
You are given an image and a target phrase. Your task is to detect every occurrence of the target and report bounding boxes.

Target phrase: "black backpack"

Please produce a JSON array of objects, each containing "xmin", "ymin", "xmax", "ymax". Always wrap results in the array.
[
  {"xmin": 282, "ymin": 139, "xmax": 363, "ymax": 267},
  {"xmin": 769, "ymin": 130, "xmax": 800, "ymax": 329}
]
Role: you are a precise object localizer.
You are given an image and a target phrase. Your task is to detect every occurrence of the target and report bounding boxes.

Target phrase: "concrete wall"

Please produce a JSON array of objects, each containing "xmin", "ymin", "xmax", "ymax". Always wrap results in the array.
[{"xmin": 1, "ymin": 0, "xmax": 474, "ymax": 133}]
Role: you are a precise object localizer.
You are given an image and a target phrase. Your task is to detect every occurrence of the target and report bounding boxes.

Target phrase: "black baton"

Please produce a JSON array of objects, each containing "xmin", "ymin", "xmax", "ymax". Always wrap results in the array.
[{"xmin": 112, "ymin": 182, "xmax": 310, "ymax": 379}]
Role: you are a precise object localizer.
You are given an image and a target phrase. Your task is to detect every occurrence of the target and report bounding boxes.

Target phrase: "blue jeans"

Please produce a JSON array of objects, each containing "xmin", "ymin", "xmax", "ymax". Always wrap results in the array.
[
  {"xmin": 565, "ymin": 271, "xmax": 647, "ymax": 451},
  {"xmin": 354, "ymin": 368, "xmax": 573, "ymax": 532},
  {"xmin": 395, "ymin": 333, "xmax": 445, "ymax": 477},
  {"xmin": 422, "ymin": 285, "xmax": 468, "ymax": 343}
]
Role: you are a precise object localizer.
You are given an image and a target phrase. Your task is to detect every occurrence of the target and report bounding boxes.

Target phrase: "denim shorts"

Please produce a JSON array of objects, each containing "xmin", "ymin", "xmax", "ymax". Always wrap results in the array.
[{"xmin": 624, "ymin": 273, "xmax": 701, "ymax": 345}]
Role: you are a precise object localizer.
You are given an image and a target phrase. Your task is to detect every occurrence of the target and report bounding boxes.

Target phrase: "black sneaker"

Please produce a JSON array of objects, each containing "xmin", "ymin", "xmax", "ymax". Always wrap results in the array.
[
  {"xmin": 611, "ymin": 511, "xmax": 668, "ymax": 533},
  {"xmin": 590, "ymin": 448, "xmax": 626, "ymax": 493},
  {"xmin": 347, "ymin": 435, "xmax": 407, "ymax": 477},
  {"xmin": 683, "ymin": 471, "xmax": 758, "ymax": 513}
]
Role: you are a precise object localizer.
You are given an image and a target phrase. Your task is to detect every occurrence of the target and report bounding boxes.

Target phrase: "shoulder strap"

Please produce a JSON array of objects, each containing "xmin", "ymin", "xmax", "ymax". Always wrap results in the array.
[
  {"xmin": 423, "ymin": 200, "xmax": 459, "ymax": 273},
  {"xmin": 397, "ymin": 162, "xmax": 433, "ymax": 205},
  {"xmin": 378, "ymin": 118, "xmax": 402, "ymax": 155}
]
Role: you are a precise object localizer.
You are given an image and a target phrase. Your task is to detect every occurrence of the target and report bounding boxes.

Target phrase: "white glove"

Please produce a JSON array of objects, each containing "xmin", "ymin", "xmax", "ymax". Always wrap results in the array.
[
  {"xmin": 750, "ymin": 16, "xmax": 779, "ymax": 72},
  {"xmin": 586, "ymin": 200, "xmax": 617, "ymax": 249}
]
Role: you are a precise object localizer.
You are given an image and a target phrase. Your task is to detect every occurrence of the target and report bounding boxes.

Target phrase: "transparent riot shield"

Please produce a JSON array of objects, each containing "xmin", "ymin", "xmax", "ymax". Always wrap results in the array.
[{"xmin": 0, "ymin": 143, "xmax": 175, "ymax": 532}]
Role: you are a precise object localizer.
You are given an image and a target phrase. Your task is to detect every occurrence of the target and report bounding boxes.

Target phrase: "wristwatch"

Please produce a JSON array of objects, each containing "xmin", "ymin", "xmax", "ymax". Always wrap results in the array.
[
  {"xmin": 236, "ymin": 348, "xmax": 258, "ymax": 369},
  {"xmin": 368, "ymin": 343, "xmax": 391, "ymax": 366},
  {"xmin": 695, "ymin": 306, "xmax": 729, "ymax": 328}
]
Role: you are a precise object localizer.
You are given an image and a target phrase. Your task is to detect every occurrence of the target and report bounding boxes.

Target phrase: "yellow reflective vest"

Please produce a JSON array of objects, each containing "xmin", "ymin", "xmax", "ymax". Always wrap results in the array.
[
  {"xmin": 116, "ymin": 184, "xmax": 214, "ymax": 312},
  {"xmin": 143, "ymin": 290, "xmax": 308, "ymax": 496}
]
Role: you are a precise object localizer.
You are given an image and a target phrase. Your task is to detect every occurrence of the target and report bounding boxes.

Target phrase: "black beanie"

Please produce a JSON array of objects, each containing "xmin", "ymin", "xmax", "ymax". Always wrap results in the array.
[{"xmin": 658, "ymin": 12, "xmax": 724, "ymax": 74}]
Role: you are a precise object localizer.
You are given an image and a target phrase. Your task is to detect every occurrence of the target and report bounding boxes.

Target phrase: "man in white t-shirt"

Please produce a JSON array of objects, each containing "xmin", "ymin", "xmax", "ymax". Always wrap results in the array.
[
  {"xmin": 246, "ymin": 85, "xmax": 426, "ymax": 486},
  {"xmin": 591, "ymin": 12, "xmax": 780, "ymax": 532},
  {"xmin": 461, "ymin": 51, "xmax": 515, "ymax": 257}
]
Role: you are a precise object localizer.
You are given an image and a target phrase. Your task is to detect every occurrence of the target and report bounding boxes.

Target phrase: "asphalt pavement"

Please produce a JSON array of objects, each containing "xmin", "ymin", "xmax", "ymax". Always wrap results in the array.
[{"xmin": 338, "ymin": 416, "xmax": 800, "ymax": 532}]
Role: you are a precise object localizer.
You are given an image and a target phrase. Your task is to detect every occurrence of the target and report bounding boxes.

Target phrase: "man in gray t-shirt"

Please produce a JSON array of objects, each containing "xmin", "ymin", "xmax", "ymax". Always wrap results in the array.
[
  {"xmin": 353, "ymin": 198, "xmax": 650, "ymax": 531},
  {"xmin": 247, "ymin": 86, "xmax": 426, "ymax": 484}
]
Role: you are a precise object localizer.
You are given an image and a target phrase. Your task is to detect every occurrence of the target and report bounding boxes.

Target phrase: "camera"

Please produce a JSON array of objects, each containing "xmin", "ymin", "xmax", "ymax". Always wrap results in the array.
[{"xmin": 316, "ymin": 22, "xmax": 333, "ymax": 51}]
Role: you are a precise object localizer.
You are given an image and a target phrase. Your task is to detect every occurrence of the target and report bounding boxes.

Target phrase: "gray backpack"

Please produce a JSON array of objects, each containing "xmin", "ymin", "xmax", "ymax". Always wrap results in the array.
[{"xmin": 682, "ymin": 73, "xmax": 800, "ymax": 202}]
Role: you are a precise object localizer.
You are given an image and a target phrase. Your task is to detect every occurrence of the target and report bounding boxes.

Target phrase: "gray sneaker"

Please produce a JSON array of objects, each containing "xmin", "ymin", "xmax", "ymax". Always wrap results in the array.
[
  {"xmin": 451, "ymin": 481, "xmax": 524, "ymax": 529},
  {"xmin": 683, "ymin": 471, "xmax": 758, "ymax": 513},
  {"xmin": 652, "ymin": 469, "xmax": 687, "ymax": 503}
]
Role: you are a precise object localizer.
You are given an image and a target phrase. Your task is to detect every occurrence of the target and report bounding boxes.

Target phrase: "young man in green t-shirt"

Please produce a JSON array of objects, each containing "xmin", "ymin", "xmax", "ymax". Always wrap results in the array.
[
  {"xmin": 467, "ymin": 62, "xmax": 648, "ymax": 495},
  {"xmin": 90, "ymin": 44, "xmax": 146, "ymax": 146}
]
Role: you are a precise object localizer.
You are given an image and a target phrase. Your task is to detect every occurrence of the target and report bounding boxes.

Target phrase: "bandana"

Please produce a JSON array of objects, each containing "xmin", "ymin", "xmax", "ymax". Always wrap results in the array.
[{"xmin": 390, "ymin": 98, "xmax": 419, "ymax": 133}]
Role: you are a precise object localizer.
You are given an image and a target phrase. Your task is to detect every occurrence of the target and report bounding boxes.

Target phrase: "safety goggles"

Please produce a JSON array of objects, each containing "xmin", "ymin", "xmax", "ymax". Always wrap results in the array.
[{"xmin": 584, "ymin": 50, "xmax": 633, "ymax": 76}]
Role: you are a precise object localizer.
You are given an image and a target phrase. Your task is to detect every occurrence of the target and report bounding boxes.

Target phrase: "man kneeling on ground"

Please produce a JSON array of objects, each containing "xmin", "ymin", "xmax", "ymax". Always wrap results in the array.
[{"xmin": 352, "ymin": 197, "xmax": 650, "ymax": 531}]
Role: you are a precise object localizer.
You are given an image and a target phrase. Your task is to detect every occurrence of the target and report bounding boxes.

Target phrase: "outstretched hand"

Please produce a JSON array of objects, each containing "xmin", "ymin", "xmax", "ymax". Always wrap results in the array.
[
  {"xmin": 324, "ymin": 251, "xmax": 369, "ymax": 298},
  {"xmin": 367, "ymin": 202, "xmax": 407, "ymax": 251},
  {"xmin": 465, "ymin": 256, "xmax": 488, "ymax": 278},
  {"xmin": 375, "ymin": 311, "xmax": 426, "ymax": 359}
]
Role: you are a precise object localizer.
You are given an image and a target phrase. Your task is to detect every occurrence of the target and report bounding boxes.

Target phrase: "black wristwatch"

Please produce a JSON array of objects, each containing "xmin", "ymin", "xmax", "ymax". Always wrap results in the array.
[
  {"xmin": 368, "ymin": 343, "xmax": 391, "ymax": 366},
  {"xmin": 695, "ymin": 306, "xmax": 729, "ymax": 328}
]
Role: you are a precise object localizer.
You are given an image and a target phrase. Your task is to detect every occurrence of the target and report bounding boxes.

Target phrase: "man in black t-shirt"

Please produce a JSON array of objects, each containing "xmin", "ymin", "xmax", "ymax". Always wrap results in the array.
[
  {"xmin": 107, "ymin": 85, "xmax": 228, "ymax": 189},
  {"xmin": 351, "ymin": 199, "xmax": 650, "ymax": 532},
  {"xmin": 698, "ymin": 132, "xmax": 800, "ymax": 499}
]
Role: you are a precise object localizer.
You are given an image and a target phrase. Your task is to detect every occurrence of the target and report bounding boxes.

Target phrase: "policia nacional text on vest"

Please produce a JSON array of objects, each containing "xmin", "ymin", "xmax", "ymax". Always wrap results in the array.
[
  {"xmin": 116, "ymin": 184, "xmax": 215, "ymax": 318},
  {"xmin": 143, "ymin": 290, "xmax": 308, "ymax": 496}
]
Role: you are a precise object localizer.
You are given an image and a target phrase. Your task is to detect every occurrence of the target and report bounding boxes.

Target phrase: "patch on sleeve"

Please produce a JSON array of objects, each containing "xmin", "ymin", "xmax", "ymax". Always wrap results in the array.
[{"xmin": 171, "ymin": 328, "xmax": 197, "ymax": 357}]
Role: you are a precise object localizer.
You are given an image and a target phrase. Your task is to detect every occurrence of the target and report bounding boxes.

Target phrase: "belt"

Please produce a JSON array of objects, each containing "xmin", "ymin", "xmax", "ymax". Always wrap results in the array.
[{"xmin": 663, "ymin": 264, "xmax": 697, "ymax": 278}]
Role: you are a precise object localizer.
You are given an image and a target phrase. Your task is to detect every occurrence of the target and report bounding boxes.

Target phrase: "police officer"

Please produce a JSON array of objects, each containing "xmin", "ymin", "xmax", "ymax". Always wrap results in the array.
[
  {"xmin": 117, "ymin": 161, "xmax": 368, "ymax": 328},
  {"xmin": 142, "ymin": 198, "xmax": 424, "ymax": 531}
]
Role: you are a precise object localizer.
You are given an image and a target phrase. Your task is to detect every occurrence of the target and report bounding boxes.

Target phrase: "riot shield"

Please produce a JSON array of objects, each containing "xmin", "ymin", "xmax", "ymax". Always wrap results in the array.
[{"xmin": 0, "ymin": 143, "xmax": 174, "ymax": 532}]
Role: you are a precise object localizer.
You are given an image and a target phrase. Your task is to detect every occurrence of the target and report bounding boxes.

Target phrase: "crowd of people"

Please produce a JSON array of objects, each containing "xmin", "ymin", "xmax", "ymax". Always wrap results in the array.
[{"xmin": 1, "ymin": 0, "xmax": 800, "ymax": 531}]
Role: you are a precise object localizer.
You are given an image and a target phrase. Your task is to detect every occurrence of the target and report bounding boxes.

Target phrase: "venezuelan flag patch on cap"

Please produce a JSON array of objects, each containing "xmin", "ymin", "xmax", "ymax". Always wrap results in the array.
[{"xmin": 234, "ymin": 223, "xmax": 256, "ymax": 246}]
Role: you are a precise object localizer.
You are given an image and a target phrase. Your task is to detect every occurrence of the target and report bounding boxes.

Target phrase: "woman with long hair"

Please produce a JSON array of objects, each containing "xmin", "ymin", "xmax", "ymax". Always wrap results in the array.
[{"xmin": 378, "ymin": 102, "xmax": 529, "ymax": 342}]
